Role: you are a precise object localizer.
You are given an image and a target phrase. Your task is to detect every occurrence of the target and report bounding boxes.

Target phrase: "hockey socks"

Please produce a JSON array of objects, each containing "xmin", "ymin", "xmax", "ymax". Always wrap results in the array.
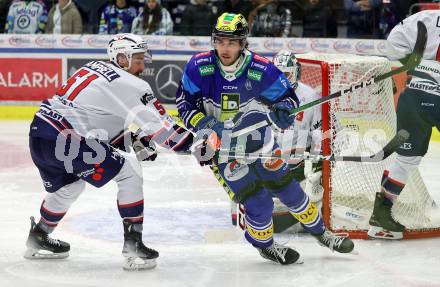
[
  {"xmin": 288, "ymin": 196, "xmax": 325, "ymax": 235},
  {"xmin": 244, "ymin": 216, "xmax": 274, "ymax": 248}
]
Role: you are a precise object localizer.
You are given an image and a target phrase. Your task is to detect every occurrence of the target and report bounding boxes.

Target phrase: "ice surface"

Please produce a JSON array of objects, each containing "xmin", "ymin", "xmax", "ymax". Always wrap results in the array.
[{"xmin": 1, "ymin": 121, "xmax": 439, "ymax": 287}]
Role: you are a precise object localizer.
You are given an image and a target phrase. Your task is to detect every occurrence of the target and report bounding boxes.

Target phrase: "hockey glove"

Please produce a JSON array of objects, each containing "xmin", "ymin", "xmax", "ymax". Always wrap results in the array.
[
  {"xmin": 269, "ymin": 99, "xmax": 295, "ymax": 130},
  {"xmin": 132, "ymin": 133, "xmax": 158, "ymax": 162}
]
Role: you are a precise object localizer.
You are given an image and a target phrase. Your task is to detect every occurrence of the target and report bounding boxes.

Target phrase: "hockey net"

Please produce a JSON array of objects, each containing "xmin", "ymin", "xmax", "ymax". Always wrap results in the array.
[{"xmin": 297, "ymin": 53, "xmax": 440, "ymax": 239}]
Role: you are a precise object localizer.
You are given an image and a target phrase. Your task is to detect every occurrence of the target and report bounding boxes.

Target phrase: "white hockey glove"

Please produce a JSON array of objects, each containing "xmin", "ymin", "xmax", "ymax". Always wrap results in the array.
[
  {"xmin": 303, "ymin": 155, "xmax": 323, "ymax": 206},
  {"xmin": 132, "ymin": 133, "xmax": 158, "ymax": 162}
]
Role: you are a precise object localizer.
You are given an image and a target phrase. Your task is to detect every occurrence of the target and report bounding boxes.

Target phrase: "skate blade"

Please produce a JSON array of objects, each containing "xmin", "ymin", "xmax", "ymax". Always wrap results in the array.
[
  {"xmin": 123, "ymin": 257, "xmax": 157, "ymax": 271},
  {"xmin": 24, "ymin": 248, "xmax": 69, "ymax": 260},
  {"xmin": 368, "ymin": 226, "xmax": 403, "ymax": 240}
]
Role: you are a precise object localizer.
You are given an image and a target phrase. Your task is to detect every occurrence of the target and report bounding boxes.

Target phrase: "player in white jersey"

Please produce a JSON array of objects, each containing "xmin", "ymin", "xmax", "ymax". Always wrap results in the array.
[
  {"xmin": 272, "ymin": 50, "xmax": 324, "ymax": 231},
  {"xmin": 5, "ymin": 0, "xmax": 48, "ymax": 34},
  {"xmin": 385, "ymin": 10, "xmax": 440, "ymax": 62},
  {"xmin": 368, "ymin": 10, "xmax": 440, "ymax": 240},
  {"xmin": 25, "ymin": 33, "xmax": 192, "ymax": 270}
]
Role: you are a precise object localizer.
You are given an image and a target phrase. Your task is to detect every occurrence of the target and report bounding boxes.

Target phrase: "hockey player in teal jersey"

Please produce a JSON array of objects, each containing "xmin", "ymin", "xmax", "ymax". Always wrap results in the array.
[{"xmin": 177, "ymin": 13, "xmax": 354, "ymax": 265}]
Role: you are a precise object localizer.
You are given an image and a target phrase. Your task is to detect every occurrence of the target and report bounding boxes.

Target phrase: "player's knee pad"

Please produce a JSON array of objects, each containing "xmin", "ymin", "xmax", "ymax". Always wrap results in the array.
[
  {"xmin": 114, "ymin": 155, "xmax": 143, "ymax": 196},
  {"xmin": 40, "ymin": 180, "xmax": 86, "ymax": 230},
  {"xmin": 259, "ymin": 165, "xmax": 296, "ymax": 191},
  {"xmin": 243, "ymin": 189, "xmax": 274, "ymax": 222},
  {"xmin": 115, "ymin": 156, "xmax": 144, "ymax": 222},
  {"xmin": 44, "ymin": 180, "xmax": 85, "ymax": 211},
  {"xmin": 272, "ymin": 178, "xmax": 305, "ymax": 206}
]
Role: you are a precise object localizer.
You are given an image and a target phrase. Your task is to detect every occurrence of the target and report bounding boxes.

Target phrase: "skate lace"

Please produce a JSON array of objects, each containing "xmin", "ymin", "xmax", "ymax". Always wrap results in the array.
[
  {"xmin": 45, "ymin": 235, "xmax": 61, "ymax": 247},
  {"xmin": 320, "ymin": 230, "xmax": 347, "ymax": 251},
  {"xmin": 268, "ymin": 242, "xmax": 288, "ymax": 262}
]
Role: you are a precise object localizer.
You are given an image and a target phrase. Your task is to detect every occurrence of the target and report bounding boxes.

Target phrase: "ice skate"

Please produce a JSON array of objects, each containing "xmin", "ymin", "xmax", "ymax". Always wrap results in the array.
[
  {"xmin": 122, "ymin": 220, "xmax": 159, "ymax": 271},
  {"xmin": 255, "ymin": 242, "xmax": 300, "ymax": 265},
  {"xmin": 313, "ymin": 229, "xmax": 354, "ymax": 253},
  {"xmin": 368, "ymin": 193, "xmax": 404, "ymax": 240},
  {"xmin": 24, "ymin": 216, "xmax": 70, "ymax": 259}
]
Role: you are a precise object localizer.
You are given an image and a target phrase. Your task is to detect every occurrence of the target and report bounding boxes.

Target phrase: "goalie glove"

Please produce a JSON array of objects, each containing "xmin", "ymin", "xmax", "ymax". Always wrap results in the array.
[
  {"xmin": 303, "ymin": 155, "xmax": 323, "ymax": 204},
  {"xmin": 132, "ymin": 133, "xmax": 158, "ymax": 162}
]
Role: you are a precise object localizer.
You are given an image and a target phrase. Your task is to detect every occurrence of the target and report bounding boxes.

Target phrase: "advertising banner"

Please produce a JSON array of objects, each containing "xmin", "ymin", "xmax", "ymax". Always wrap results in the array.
[
  {"xmin": 0, "ymin": 34, "xmax": 389, "ymax": 57},
  {"xmin": 0, "ymin": 58, "xmax": 62, "ymax": 101}
]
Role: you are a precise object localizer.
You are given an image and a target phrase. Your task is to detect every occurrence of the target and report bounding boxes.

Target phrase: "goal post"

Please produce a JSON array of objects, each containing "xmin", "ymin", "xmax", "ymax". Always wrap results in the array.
[{"xmin": 298, "ymin": 53, "xmax": 440, "ymax": 239}]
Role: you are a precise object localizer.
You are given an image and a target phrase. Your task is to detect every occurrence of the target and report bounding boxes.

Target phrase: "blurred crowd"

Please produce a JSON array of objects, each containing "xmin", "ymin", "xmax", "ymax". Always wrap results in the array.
[{"xmin": 0, "ymin": 0, "xmax": 438, "ymax": 39}]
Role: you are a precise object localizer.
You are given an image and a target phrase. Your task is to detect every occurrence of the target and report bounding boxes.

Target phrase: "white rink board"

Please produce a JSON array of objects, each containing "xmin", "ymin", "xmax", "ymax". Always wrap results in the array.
[{"xmin": 0, "ymin": 121, "xmax": 440, "ymax": 287}]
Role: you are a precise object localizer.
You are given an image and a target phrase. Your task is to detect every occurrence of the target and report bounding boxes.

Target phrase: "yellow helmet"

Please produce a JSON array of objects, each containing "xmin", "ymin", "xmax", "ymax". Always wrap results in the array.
[{"xmin": 212, "ymin": 13, "xmax": 249, "ymax": 40}]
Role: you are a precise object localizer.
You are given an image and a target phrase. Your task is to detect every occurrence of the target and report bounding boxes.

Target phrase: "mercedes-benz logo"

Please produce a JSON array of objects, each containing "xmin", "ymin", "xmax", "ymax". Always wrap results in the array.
[{"xmin": 155, "ymin": 64, "xmax": 183, "ymax": 101}]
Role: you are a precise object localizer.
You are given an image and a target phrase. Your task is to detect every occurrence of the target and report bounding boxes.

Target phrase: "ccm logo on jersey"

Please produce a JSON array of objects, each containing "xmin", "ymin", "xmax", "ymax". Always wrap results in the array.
[{"xmin": 223, "ymin": 86, "xmax": 238, "ymax": 90}]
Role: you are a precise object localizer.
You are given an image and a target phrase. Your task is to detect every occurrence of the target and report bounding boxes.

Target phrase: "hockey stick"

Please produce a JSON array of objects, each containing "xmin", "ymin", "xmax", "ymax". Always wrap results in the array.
[
  {"xmin": 217, "ymin": 129, "xmax": 409, "ymax": 163},
  {"xmin": 224, "ymin": 22, "xmax": 426, "ymax": 138},
  {"xmin": 287, "ymin": 21, "xmax": 427, "ymax": 116}
]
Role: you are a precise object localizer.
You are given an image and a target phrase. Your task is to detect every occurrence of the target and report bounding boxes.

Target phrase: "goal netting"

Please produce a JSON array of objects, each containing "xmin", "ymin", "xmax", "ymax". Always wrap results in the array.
[{"xmin": 297, "ymin": 53, "xmax": 440, "ymax": 239}]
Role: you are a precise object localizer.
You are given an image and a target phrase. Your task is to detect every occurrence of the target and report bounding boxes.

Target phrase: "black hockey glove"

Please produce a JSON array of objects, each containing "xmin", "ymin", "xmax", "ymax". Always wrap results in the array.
[{"xmin": 131, "ymin": 133, "xmax": 158, "ymax": 162}]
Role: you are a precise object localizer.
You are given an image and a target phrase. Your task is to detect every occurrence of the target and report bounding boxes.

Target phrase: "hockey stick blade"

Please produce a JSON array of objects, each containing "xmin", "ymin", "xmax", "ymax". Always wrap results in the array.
[
  {"xmin": 216, "ymin": 129, "xmax": 410, "ymax": 163},
  {"xmin": 287, "ymin": 21, "xmax": 427, "ymax": 116},
  {"xmin": 332, "ymin": 129, "xmax": 410, "ymax": 162}
]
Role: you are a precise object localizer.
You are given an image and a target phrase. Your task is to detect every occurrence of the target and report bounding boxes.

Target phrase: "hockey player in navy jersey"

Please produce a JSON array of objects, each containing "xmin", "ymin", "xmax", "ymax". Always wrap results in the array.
[
  {"xmin": 177, "ymin": 13, "xmax": 354, "ymax": 265},
  {"xmin": 25, "ymin": 33, "xmax": 192, "ymax": 271}
]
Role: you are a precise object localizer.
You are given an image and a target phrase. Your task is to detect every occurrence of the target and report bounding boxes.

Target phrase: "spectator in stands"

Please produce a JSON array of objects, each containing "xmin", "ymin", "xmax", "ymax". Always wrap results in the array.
[
  {"xmin": 393, "ymin": 0, "xmax": 417, "ymax": 20},
  {"xmin": 131, "ymin": 0, "xmax": 173, "ymax": 35},
  {"xmin": 45, "ymin": 0, "xmax": 82, "ymax": 34},
  {"xmin": 344, "ymin": 0, "xmax": 382, "ymax": 38},
  {"xmin": 218, "ymin": 0, "xmax": 252, "ymax": 20},
  {"xmin": 180, "ymin": 0, "xmax": 214, "ymax": 36},
  {"xmin": 74, "ymin": 0, "xmax": 107, "ymax": 33},
  {"xmin": 99, "ymin": 0, "xmax": 137, "ymax": 34},
  {"xmin": 250, "ymin": 0, "xmax": 292, "ymax": 37},
  {"xmin": 378, "ymin": 0, "xmax": 398, "ymax": 38},
  {"xmin": 302, "ymin": 0, "xmax": 337, "ymax": 37},
  {"xmin": 4, "ymin": 0, "xmax": 48, "ymax": 34},
  {"xmin": 0, "ymin": 0, "xmax": 12, "ymax": 33}
]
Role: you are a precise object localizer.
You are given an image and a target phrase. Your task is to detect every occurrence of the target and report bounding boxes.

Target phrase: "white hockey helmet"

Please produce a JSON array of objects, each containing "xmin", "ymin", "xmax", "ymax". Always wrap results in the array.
[
  {"xmin": 107, "ymin": 33, "xmax": 152, "ymax": 70},
  {"xmin": 273, "ymin": 50, "xmax": 301, "ymax": 89}
]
